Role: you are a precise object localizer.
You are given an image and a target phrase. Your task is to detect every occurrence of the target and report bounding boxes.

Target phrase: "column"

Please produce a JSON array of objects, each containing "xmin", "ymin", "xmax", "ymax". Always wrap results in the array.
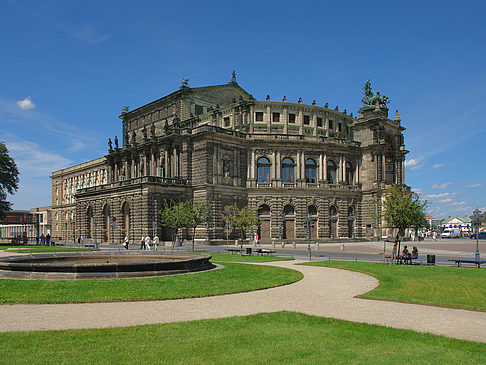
[
  {"xmin": 271, "ymin": 151, "xmax": 276, "ymax": 179},
  {"xmin": 323, "ymin": 154, "xmax": 328, "ymax": 181},
  {"xmin": 250, "ymin": 150, "xmax": 255, "ymax": 180},
  {"xmin": 319, "ymin": 154, "xmax": 323, "ymax": 181},
  {"xmin": 342, "ymin": 156, "xmax": 346, "ymax": 183},
  {"xmin": 276, "ymin": 151, "xmax": 281, "ymax": 179},
  {"xmin": 266, "ymin": 105, "xmax": 271, "ymax": 133},
  {"xmin": 355, "ymin": 158, "xmax": 360, "ymax": 184},
  {"xmin": 249, "ymin": 105, "xmax": 255, "ymax": 133},
  {"xmin": 296, "ymin": 151, "xmax": 301, "ymax": 180}
]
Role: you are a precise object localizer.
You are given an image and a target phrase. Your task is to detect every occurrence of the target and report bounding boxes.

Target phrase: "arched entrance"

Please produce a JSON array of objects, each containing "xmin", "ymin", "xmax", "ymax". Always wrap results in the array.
[
  {"xmin": 86, "ymin": 206, "xmax": 94, "ymax": 239},
  {"xmin": 347, "ymin": 206, "xmax": 355, "ymax": 238},
  {"xmin": 283, "ymin": 205, "xmax": 295, "ymax": 239},
  {"xmin": 257, "ymin": 205, "xmax": 271, "ymax": 240},
  {"xmin": 122, "ymin": 202, "xmax": 130, "ymax": 238},
  {"xmin": 308, "ymin": 205, "xmax": 318, "ymax": 239},
  {"xmin": 103, "ymin": 204, "xmax": 111, "ymax": 243},
  {"xmin": 329, "ymin": 206, "xmax": 338, "ymax": 239}
]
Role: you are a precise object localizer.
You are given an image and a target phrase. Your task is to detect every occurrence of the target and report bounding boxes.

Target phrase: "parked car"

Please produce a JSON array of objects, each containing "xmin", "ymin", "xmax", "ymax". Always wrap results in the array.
[
  {"xmin": 441, "ymin": 228, "xmax": 460, "ymax": 238},
  {"xmin": 469, "ymin": 232, "xmax": 486, "ymax": 239}
]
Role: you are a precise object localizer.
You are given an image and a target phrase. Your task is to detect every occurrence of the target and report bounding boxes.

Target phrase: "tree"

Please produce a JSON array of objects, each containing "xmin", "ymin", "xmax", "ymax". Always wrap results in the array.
[
  {"xmin": 0, "ymin": 142, "xmax": 19, "ymax": 219},
  {"xmin": 378, "ymin": 185, "xmax": 427, "ymax": 264},
  {"xmin": 159, "ymin": 199, "xmax": 209, "ymax": 252},
  {"xmin": 222, "ymin": 203, "xmax": 261, "ymax": 255}
]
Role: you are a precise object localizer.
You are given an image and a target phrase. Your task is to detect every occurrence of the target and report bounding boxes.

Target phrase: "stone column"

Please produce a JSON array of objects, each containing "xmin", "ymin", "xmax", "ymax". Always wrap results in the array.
[
  {"xmin": 271, "ymin": 150, "xmax": 276, "ymax": 180},
  {"xmin": 266, "ymin": 105, "xmax": 271, "ymax": 133},
  {"xmin": 319, "ymin": 154, "xmax": 323, "ymax": 181},
  {"xmin": 323, "ymin": 154, "xmax": 327, "ymax": 181},
  {"xmin": 283, "ymin": 106, "xmax": 288, "ymax": 134},
  {"xmin": 250, "ymin": 150, "xmax": 255, "ymax": 180},
  {"xmin": 249, "ymin": 105, "xmax": 255, "ymax": 133},
  {"xmin": 296, "ymin": 151, "xmax": 301, "ymax": 180}
]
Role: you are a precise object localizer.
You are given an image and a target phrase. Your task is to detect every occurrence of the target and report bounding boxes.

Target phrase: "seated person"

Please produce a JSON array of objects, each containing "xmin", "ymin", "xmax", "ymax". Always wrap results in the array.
[
  {"xmin": 402, "ymin": 246, "xmax": 411, "ymax": 264},
  {"xmin": 411, "ymin": 246, "xmax": 418, "ymax": 259}
]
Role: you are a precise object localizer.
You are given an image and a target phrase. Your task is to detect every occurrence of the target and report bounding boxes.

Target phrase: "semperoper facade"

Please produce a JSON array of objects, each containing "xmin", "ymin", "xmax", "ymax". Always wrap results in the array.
[{"xmin": 51, "ymin": 74, "xmax": 407, "ymax": 243}]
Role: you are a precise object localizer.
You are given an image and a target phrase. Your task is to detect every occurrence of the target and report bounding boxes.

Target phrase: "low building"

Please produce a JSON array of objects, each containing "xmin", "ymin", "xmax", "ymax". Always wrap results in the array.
[
  {"xmin": 440, "ymin": 216, "xmax": 472, "ymax": 235},
  {"xmin": 51, "ymin": 75, "xmax": 408, "ymax": 244},
  {"xmin": 0, "ymin": 210, "xmax": 38, "ymax": 243},
  {"xmin": 30, "ymin": 206, "xmax": 52, "ymax": 238}
]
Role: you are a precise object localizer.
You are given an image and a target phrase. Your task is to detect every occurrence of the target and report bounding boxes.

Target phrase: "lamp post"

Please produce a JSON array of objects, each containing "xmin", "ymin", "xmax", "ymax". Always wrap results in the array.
[
  {"xmin": 472, "ymin": 208, "xmax": 482, "ymax": 267},
  {"xmin": 306, "ymin": 212, "xmax": 312, "ymax": 261},
  {"xmin": 225, "ymin": 221, "xmax": 229, "ymax": 245},
  {"xmin": 112, "ymin": 217, "xmax": 116, "ymax": 245},
  {"xmin": 278, "ymin": 212, "xmax": 283, "ymax": 241}
]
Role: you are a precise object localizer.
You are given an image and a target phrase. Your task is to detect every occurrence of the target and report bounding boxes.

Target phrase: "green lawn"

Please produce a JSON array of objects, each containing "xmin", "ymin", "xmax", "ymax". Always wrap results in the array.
[
  {"xmin": 204, "ymin": 252, "xmax": 292, "ymax": 262},
  {"xmin": 0, "ymin": 262, "xmax": 302, "ymax": 304},
  {"xmin": 303, "ymin": 261, "xmax": 486, "ymax": 311},
  {"xmin": 1, "ymin": 312, "xmax": 484, "ymax": 364}
]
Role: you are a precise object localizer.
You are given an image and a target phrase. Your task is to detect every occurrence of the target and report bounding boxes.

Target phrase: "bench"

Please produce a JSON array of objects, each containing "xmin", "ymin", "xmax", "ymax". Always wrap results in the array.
[
  {"xmin": 448, "ymin": 259, "xmax": 486, "ymax": 268},
  {"xmin": 225, "ymin": 248, "xmax": 242, "ymax": 254},
  {"xmin": 254, "ymin": 248, "xmax": 276, "ymax": 256}
]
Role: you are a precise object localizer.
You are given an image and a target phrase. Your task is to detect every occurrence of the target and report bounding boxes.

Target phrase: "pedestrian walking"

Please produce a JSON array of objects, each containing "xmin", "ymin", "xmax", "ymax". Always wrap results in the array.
[
  {"xmin": 153, "ymin": 234, "xmax": 159, "ymax": 250},
  {"xmin": 140, "ymin": 235, "xmax": 146, "ymax": 250},
  {"xmin": 35, "ymin": 234, "xmax": 39, "ymax": 245},
  {"xmin": 40, "ymin": 234, "xmax": 45, "ymax": 245},
  {"xmin": 77, "ymin": 236, "xmax": 81, "ymax": 247},
  {"xmin": 46, "ymin": 233, "xmax": 51, "ymax": 246},
  {"xmin": 433, "ymin": 231, "xmax": 437, "ymax": 241},
  {"xmin": 124, "ymin": 236, "xmax": 129, "ymax": 250},
  {"xmin": 253, "ymin": 233, "xmax": 259, "ymax": 246},
  {"xmin": 145, "ymin": 235, "xmax": 151, "ymax": 251}
]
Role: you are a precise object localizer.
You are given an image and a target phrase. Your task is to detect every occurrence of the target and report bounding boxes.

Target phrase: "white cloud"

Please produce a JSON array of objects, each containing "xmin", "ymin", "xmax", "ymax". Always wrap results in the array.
[
  {"xmin": 467, "ymin": 184, "xmax": 484, "ymax": 188},
  {"xmin": 431, "ymin": 182, "xmax": 452, "ymax": 189},
  {"xmin": 404, "ymin": 156, "xmax": 423, "ymax": 168},
  {"xmin": 61, "ymin": 24, "xmax": 110, "ymax": 45},
  {"xmin": 432, "ymin": 163, "xmax": 445, "ymax": 169},
  {"xmin": 16, "ymin": 97, "xmax": 35, "ymax": 110},
  {"xmin": 437, "ymin": 198, "xmax": 454, "ymax": 203},
  {"xmin": 425, "ymin": 192, "xmax": 457, "ymax": 199},
  {"xmin": 452, "ymin": 201, "xmax": 467, "ymax": 206}
]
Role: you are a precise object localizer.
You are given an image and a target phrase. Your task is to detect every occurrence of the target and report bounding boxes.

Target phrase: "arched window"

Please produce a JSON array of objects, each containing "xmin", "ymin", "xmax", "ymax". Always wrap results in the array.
[
  {"xmin": 327, "ymin": 160, "xmax": 337, "ymax": 184},
  {"xmin": 308, "ymin": 205, "xmax": 317, "ymax": 216},
  {"xmin": 257, "ymin": 157, "xmax": 271, "ymax": 183},
  {"xmin": 283, "ymin": 205, "xmax": 295, "ymax": 216},
  {"xmin": 345, "ymin": 161, "xmax": 354, "ymax": 185},
  {"xmin": 258, "ymin": 205, "xmax": 271, "ymax": 216},
  {"xmin": 281, "ymin": 158, "xmax": 294, "ymax": 183},
  {"xmin": 329, "ymin": 206, "xmax": 337, "ymax": 218},
  {"xmin": 305, "ymin": 159, "xmax": 317, "ymax": 183}
]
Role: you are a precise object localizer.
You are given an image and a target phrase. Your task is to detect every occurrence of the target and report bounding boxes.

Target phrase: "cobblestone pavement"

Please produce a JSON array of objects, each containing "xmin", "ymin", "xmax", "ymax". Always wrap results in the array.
[{"xmin": 0, "ymin": 259, "xmax": 485, "ymax": 343}]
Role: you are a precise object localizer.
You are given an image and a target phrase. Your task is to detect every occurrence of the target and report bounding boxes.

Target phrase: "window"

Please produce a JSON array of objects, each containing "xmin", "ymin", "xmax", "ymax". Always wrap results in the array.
[
  {"xmin": 195, "ymin": 105, "xmax": 203, "ymax": 115},
  {"xmin": 255, "ymin": 112, "xmax": 264, "ymax": 121},
  {"xmin": 317, "ymin": 117, "xmax": 323, "ymax": 127},
  {"xmin": 303, "ymin": 115, "xmax": 310, "ymax": 125},
  {"xmin": 346, "ymin": 126, "xmax": 349, "ymax": 135},
  {"xmin": 258, "ymin": 205, "xmax": 270, "ymax": 216},
  {"xmin": 288, "ymin": 113, "xmax": 296, "ymax": 123},
  {"xmin": 328, "ymin": 120, "xmax": 334, "ymax": 130},
  {"xmin": 284, "ymin": 205, "xmax": 295, "ymax": 216},
  {"xmin": 224, "ymin": 117, "xmax": 230, "ymax": 127},
  {"xmin": 281, "ymin": 157, "xmax": 294, "ymax": 183},
  {"xmin": 308, "ymin": 205, "xmax": 317, "ymax": 216},
  {"xmin": 257, "ymin": 157, "xmax": 271, "ymax": 182},
  {"xmin": 305, "ymin": 159, "xmax": 317, "ymax": 183},
  {"xmin": 338, "ymin": 123, "xmax": 342, "ymax": 132},
  {"xmin": 345, "ymin": 161, "xmax": 354, "ymax": 185},
  {"xmin": 272, "ymin": 112, "xmax": 280, "ymax": 123},
  {"xmin": 327, "ymin": 160, "xmax": 337, "ymax": 184}
]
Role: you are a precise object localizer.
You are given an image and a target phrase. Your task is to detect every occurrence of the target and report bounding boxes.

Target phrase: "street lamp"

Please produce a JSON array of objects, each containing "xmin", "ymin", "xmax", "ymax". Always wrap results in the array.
[
  {"xmin": 306, "ymin": 212, "xmax": 312, "ymax": 261},
  {"xmin": 472, "ymin": 208, "xmax": 482, "ymax": 267},
  {"xmin": 93, "ymin": 214, "xmax": 98, "ymax": 250}
]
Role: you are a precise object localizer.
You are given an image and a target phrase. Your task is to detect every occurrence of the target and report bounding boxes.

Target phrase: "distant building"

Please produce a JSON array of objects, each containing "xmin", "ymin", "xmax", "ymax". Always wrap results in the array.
[
  {"xmin": 0, "ymin": 210, "xmax": 37, "ymax": 243},
  {"xmin": 440, "ymin": 216, "xmax": 472, "ymax": 234},
  {"xmin": 30, "ymin": 206, "xmax": 52, "ymax": 237},
  {"xmin": 51, "ymin": 76, "xmax": 408, "ymax": 243},
  {"xmin": 425, "ymin": 214, "xmax": 440, "ymax": 229}
]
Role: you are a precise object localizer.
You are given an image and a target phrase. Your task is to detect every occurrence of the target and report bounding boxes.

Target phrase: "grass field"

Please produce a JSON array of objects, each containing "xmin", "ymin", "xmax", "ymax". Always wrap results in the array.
[
  {"xmin": 1, "ymin": 312, "xmax": 484, "ymax": 364},
  {"xmin": 303, "ymin": 261, "xmax": 486, "ymax": 311},
  {"xmin": 0, "ymin": 261, "xmax": 302, "ymax": 304},
  {"xmin": 203, "ymin": 252, "xmax": 292, "ymax": 262}
]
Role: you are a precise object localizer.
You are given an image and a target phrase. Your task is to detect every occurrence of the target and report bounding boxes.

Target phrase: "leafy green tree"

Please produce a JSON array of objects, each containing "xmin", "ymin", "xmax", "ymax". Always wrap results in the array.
[
  {"xmin": 378, "ymin": 185, "xmax": 427, "ymax": 264},
  {"xmin": 223, "ymin": 203, "xmax": 261, "ymax": 255},
  {"xmin": 0, "ymin": 142, "xmax": 19, "ymax": 218},
  {"xmin": 159, "ymin": 199, "xmax": 209, "ymax": 251}
]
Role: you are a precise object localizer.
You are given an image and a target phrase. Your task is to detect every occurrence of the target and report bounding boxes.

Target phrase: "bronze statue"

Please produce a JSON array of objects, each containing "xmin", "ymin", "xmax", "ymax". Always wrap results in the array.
[
  {"xmin": 114, "ymin": 136, "xmax": 119, "ymax": 148},
  {"xmin": 142, "ymin": 125, "xmax": 148, "ymax": 140},
  {"xmin": 151, "ymin": 123, "xmax": 155, "ymax": 137},
  {"xmin": 361, "ymin": 80, "xmax": 390, "ymax": 108},
  {"xmin": 108, "ymin": 138, "xmax": 113, "ymax": 150}
]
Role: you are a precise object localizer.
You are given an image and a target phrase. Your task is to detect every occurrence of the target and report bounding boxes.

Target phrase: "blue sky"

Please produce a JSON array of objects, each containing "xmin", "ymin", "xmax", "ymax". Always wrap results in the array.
[{"xmin": 1, "ymin": 0, "xmax": 485, "ymax": 219}]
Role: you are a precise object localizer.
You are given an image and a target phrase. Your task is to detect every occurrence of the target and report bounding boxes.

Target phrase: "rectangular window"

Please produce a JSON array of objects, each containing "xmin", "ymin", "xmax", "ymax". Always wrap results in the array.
[
  {"xmin": 317, "ymin": 117, "xmax": 323, "ymax": 127},
  {"xmin": 346, "ymin": 126, "xmax": 349, "ymax": 135},
  {"xmin": 255, "ymin": 112, "xmax": 264, "ymax": 121},
  {"xmin": 303, "ymin": 115, "xmax": 310, "ymax": 125},
  {"xmin": 328, "ymin": 120, "xmax": 334, "ymax": 130},
  {"xmin": 224, "ymin": 117, "xmax": 230, "ymax": 127},
  {"xmin": 288, "ymin": 113, "xmax": 296, "ymax": 123},
  {"xmin": 272, "ymin": 112, "xmax": 280, "ymax": 123},
  {"xmin": 338, "ymin": 123, "xmax": 342, "ymax": 132},
  {"xmin": 195, "ymin": 105, "xmax": 203, "ymax": 115}
]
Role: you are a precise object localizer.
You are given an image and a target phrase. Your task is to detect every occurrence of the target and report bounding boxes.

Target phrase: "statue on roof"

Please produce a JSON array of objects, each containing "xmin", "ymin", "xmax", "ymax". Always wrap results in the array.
[
  {"xmin": 230, "ymin": 70, "xmax": 237, "ymax": 83},
  {"xmin": 361, "ymin": 80, "xmax": 390, "ymax": 108},
  {"xmin": 181, "ymin": 78, "xmax": 189, "ymax": 88},
  {"xmin": 108, "ymin": 138, "xmax": 113, "ymax": 151},
  {"xmin": 114, "ymin": 136, "xmax": 119, "ymax": 148}
]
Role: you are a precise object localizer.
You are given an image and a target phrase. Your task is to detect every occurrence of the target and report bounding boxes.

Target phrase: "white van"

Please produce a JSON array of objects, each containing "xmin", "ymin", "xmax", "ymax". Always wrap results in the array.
[{"xmin": 441, "ymin": 228, "xmax": 460, "ymax": 238}]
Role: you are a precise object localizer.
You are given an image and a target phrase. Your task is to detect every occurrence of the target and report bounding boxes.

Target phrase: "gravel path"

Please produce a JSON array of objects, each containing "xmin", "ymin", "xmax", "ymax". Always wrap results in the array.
[{"xmin": 0, "ymin": 260, "xmax": 485, "ymax": 343}]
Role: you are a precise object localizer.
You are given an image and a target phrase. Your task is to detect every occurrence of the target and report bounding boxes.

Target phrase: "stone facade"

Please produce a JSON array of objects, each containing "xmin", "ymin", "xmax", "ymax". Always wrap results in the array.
[{"xmin": 51, "ymin": 76, "xmax": 408, "ymax": 244}]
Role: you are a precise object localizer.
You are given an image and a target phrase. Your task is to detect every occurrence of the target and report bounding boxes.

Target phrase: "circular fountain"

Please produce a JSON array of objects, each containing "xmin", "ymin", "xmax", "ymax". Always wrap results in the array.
[{"xmin": 0, "ymin": 251, "xmax": 213, "ymax": 279}]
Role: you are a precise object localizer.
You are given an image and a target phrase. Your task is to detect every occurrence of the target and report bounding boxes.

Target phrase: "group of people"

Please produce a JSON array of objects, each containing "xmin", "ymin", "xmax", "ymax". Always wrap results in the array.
[
  {"xmin": 410, "ymin": 230, "xmax": 438, "ymax": 241},
  {"xmin": 397, "ymin": 245, "xmax": 419, "ymax": 264},
  {"xmin": 122, "ymin": 234, "xmax": 160, "ymax": 251},
  {"xmin": 35, "ymin": 233, "xmax": 51, "ymax": 246}
]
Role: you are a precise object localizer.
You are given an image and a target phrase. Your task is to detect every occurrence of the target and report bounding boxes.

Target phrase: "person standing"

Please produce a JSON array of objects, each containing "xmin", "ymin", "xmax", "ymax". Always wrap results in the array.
[
  {"xmin": 140, "ymin": 235, "xmax": 146, "ymax": 250},
  {"xmin": 124, "ymin": 236, "xmax": 129, "ymax": 250},
  {"xmin": 46, "ymin": 233, "xmax": 51, "ymax": 246},
  {"xmin": 153, "ymin": 234, "xmax": 159, "ymax": 250},
  {"xmin": 145, "ymin": 235, "xmax": 151, "ymax": 251},
  {"xmin": 77, "ymin": 236, "xmax": 81, "ymax": 247},
  {"xmin": 35, "ymin": 234, "xmax": 39, "ymax": 245}
]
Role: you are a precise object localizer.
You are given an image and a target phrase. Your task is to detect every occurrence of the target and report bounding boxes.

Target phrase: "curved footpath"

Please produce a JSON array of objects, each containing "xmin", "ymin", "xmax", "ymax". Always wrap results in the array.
[{"xmin": 0, "ymin": 260, "xmax": 485, "ymax": 343}]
